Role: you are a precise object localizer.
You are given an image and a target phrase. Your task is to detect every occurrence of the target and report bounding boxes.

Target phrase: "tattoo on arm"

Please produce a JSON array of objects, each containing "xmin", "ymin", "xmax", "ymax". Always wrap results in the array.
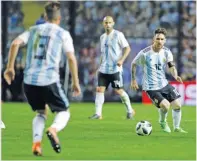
[
  {"xmin": 170, "ymin": 66, "xmax": 178, "ymax": 79},
  {"xmin": 131, "ymin": 63, "xmax": 137, "ymax": 80}
]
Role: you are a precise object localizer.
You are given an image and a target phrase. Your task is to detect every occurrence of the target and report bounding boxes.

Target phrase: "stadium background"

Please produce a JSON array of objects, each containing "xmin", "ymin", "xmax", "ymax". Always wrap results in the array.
[
  {"xmin": 1, "ymin": 1, "xmax": 196, "ymax": 160},
  {"xmin": 1, "ymin": 1, "xmax": 196, "ymax": 105}
]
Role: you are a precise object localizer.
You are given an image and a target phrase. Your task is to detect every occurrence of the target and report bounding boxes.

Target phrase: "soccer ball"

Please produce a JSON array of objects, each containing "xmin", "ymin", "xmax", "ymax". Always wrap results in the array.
[{"xmin": 136, "ymin": 120, "xmax": 152, "ymax": 136}]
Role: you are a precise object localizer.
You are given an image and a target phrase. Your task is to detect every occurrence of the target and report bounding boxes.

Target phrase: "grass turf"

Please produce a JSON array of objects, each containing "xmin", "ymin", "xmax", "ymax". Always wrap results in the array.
[{"xmin": 1, "ymin": 102, "xmax": 196, "ymax": 160}]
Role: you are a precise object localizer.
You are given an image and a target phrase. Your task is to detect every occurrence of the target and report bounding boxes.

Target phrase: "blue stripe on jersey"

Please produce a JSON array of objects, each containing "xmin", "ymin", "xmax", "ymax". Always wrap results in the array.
[
  {"xmin": 56, "ymin": 82, "xmax": 69, "ymax": 107},
  {"xmin": 146, "ymin": 55, "xmax": 153, "ymax": 89},
  {"xmin": 112, "ymin": 32, "xmax": 117, "ymax": 71},
  {"xmin": 47, "ymin": 28, "xmax": 56, "ymax": 81},
  {"xmin": 105, "ymin": 37, "xmax": 109, "ymax": 73},
  {"xmin": 157, "ymin": 56, "xmax": 162, "ymax": 88},
  {"xmin": 25, "ymin": 31, "xmax": 35, "ymax": 74},
  {"xmin": 32, "ymin": 32, "xmax": 47, "ymax": 84},
  {"xmin": 32, "ymin": 58, "xmax": 42, "ymax": 84}
]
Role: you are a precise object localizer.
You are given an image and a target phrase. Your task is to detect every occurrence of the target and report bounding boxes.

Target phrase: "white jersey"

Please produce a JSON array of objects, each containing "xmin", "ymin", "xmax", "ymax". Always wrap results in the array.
[
  {"xmin": 132, "ymin": 45, "xmax": 173, "ymax": 91},
  {"xmin": 99, "ymin": 29, "xmax": 129, "ymax": 74},
  {"xmin": 18, "ymin": 22, "xmax": 74, "ymax": 86}
]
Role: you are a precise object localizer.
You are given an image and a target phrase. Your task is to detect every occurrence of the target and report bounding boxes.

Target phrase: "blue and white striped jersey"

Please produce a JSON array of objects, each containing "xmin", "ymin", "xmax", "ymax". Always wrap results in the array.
[
  {"xmin": 132, "ymin": 45, "xmax": 173, "ymax": 91},
  {"xmin": 99, "ymin": 29, "xmax": 129, "ymax": 74},
  {"xmin": 18, "ymin": 22, "xmax": 74, "ymax": 86}
]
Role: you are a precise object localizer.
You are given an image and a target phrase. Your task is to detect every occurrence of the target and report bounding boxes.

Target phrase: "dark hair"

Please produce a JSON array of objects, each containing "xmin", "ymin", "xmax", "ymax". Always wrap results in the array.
[
  {"xmin": 45, "ymin": 1, "xmax": 61, "ymax": 21},
  {"xmin": 154, "ymin": 28, "xmax": 167, "ymax": 37}
]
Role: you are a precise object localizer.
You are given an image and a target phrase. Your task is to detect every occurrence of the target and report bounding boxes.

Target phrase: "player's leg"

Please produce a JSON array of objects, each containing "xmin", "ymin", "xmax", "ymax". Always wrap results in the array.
[
  {"xmin": 158, "ymin": 99, "xmax": 171, "ymax": 132},
  {"xmin": 171, "ymin": 99, "xmax": 187, "ymax": 133},
  {"xmin": 162, "ymin": 84, "xmax": 187, "ymax": 133},
  {"xmin": 114, "ymin": 88, "xmax": 135, "ymax": 119},
  {"xmin": 111, "ymin": 72, "xmax": 135, "ymax": 119},
  {"xmin": 32, "ymin": 109, "xmax": 47, "ymax": 156},
  {"xmin": 89, "ymin": 86, "xmax": 106, "ymax": 119},
  {"xmin": 89, "ymin": 72, "xmax": 109, "ymax": 119},
  {"xmin": 45, "ymin": 82, "xmax": 71, "ymax": 153},
  {"xmin": 146, "ymin": 90, "xmax": 171, "ymax": 132},
  {"xmin": 24, "ymin": 84, "xmax": 46, "ymax": 156},
  {"xmin": 166, "ymin": 85, "xmax": 187, "ymax": 133}
]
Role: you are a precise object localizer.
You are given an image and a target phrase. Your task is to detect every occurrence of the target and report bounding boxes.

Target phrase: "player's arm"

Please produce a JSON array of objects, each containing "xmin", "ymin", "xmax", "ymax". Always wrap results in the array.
[
  {"xmin": 117, "ymin": 46, "xmax": 131, "ymax": 67},
  {"xmin": 130, "ymin": 51, "xmax": 144, "ymax": 90},
  {"xmin": 168, "ymin": 62, "xmax": 183, "ymax": 83},
  {"xmin": 131, "ymin": 63, "xmax": 137, "ymax": 81},
  {"xmin": 4, "ymin": 31, "xmax": 29, "ymax": 85},
  {"xmin": 63, "ymin": 32, "xmax": 81, "ymax": 96},
  {"xmin": 66, "ymin": 53, "xmax": 79, "ymax": 85},
  {"xmin": 166, "ymin": 49, "xmax": 183, "ymax": 83},
  {"xmin": 96, "ymin": 36, "xmax": 103, "ymax": 71},
  {"xmin": 6, "ymin": 38, "xmax": 25, "ymax": 69},
  {"xmin": 117, "ymin": 32, "xmax": 131, "ymax": 66},
  {"xmin": 131, "ymin": 62, "xmax": 139, "ymax": 90},
  {"xmin": 66, "ymin": 52, "xmax": 81, "ymax": 96}
]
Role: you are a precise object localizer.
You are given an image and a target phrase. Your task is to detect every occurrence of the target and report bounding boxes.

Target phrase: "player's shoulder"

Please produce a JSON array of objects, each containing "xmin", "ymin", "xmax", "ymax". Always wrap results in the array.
[
  {"xmin": 141, "ymin": 45, "xmax": 152, "ymax": 53},
  {"xmin": 100, "ymin": 33, "xmax": 106, "ymax": 40},
  {"xmin": 114, "ymin": 29, "xmax": 124, "ymax": 36},
  {"xmin": 162, "ymin": 46, "xmax": 172, "ymax": 55},
  {"xmin": 162, "ymin": 46, "xmax": 170, "ymax": 51}
]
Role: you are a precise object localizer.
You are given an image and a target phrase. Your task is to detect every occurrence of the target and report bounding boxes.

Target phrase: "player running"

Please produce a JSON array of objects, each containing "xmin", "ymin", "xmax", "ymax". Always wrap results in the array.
[
  {"xmin": 131, "ymin": 28, "xmax": 187, "ymax": 133},
  {"xmin": 4, "ymin": 1, "xmax": 81, "ymax": 156}
]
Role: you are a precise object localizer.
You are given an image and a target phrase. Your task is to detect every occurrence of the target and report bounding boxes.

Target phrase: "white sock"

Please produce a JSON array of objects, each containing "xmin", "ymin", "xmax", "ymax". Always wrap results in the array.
[
  {"xmin": 172, "ymin": 109, "xmax": 182, "ymax": 129},
  {"xmin": 95, "ymin": 92, "xmax": 104, "ymax": 116},
  {"xmin": 51, "ymin": 110, "xmax": 70, "ymax": 132},
  {"xmin": 32, "ymin": 113, "xmax": 46, "ymax": 143},
  {"xmin": 158, "ymin": 108, "xmax": 168, "ymax": 123},
  {"xmin": 120, "ymin": 91, "xmax": 133, "ymax": 113}
]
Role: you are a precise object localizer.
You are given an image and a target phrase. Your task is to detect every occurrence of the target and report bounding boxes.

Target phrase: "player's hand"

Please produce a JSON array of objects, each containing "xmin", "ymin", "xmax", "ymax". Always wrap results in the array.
[
  {"xmin": 4, "ymin": 68, "xmax": 15, "ymax": 85},
  {"xmin": 72, "ymin": 83, "xmax": 81, "ymax": 97},
  {"xmin": 176, "ymin": 76, "xmax": 183, "ymax": 83},
  {"xmin": 117, "ymin": 59, "xmax": 123, "ymax": 67},
  {"xmin": 130, "ymin": 80, "xmax": 139, "ymax": 91}
]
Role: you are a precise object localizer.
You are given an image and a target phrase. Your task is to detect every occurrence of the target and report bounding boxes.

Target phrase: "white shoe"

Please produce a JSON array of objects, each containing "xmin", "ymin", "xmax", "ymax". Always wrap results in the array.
[{"xmin": 1, "ymin": 121, "xmax": 6, "ymax": 129}]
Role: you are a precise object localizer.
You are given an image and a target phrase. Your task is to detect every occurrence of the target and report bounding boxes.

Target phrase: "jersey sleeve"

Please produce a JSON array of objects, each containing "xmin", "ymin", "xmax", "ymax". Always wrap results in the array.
[
  {"xmin": 119, "ymin": 32, "xmax": 129, "ymax": 48},
  {"xmin": 62, "ymin": 31, "xmax": 75, "ymax": 53},
  {"xmin": 166, "ymin": 49, "xmax": 173, "ymax": 62},
  {"xmin": 17, "ymin": 30, "xmax": 30, "ymax": 45},
  {"xmin": 132, "ymin": 50, "xmax": 144, "ymax": 66}
]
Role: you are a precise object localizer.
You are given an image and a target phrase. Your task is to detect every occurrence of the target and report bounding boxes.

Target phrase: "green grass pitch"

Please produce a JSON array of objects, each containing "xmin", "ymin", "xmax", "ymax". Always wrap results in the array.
[{"xmin": 1, "ymin": 102, "xmax": 196, "ymax": 160}]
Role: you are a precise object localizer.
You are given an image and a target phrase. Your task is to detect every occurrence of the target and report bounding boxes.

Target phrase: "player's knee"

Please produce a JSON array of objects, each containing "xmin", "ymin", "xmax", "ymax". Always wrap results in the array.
[
  {"xmin": 96, "ymin": 87, "xmax": 105, "ymax": 93},
  {"xmin": 114, "ymin": 89, "xmax": 124, "ymax": 95},
  {"xmin": 159, "ymin": 99, "xmax": 170, "ymax": 111},
  {"xmin": 171, "ymin": 99, "xmax": 182, "ymax": 110},
  {"xmin": 37, "ymin": 110, "xmax": 47, "ymax": 119}
]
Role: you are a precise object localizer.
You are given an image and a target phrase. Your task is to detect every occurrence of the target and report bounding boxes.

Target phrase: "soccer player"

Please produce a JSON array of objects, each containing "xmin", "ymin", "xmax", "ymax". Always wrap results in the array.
[
  {"xmin": 4, "ymin": 1, "xmax": 81, "ymax": 156},
  {"xmin": 89, "ymin": 16, "xmax": 135, "ymax": 119},
  {"xmin": 131, "ymin": 28, "xmax": 187, "ymax": 133}
]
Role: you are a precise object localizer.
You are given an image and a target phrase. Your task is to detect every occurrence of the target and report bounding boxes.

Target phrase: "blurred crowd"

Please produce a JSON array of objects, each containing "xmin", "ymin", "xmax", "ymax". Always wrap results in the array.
[
  {"xmin": 73, "ymin": 1, "xmax": 196, "ymax": 101},
  {"xmin": 2, "ymin": 1, "xmax": 25, "ymax": 102},
  {"xmin": 75, "ymin": 1, "xmax": 180, "ymax": 37},
  {"xmin": 180, "ymin": 1, "xmax": 196, "ymax": 81},
  {"xmin": 1, "ymin": 1, "xmax": 196, "ymax": 102}
]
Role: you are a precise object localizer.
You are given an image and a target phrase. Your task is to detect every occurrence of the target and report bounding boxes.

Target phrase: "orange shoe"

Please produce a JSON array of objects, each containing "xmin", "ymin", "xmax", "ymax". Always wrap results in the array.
[
  {"xmin": 46, "ymin": 127, "xmax": 61, "ymax": 153},
  {"xmin": 32, "ymin": 142, "xmax": 42, "ymax": 156}
]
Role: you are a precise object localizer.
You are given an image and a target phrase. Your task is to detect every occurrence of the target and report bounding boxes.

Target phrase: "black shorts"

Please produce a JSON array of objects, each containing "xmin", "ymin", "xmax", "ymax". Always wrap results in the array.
[
  {"xmin": 24, "ymin": 82, "xmax": 69, "ymax": 113},
  {"xmin": 98, "ymin": 72, "xmax": 123, "ymax": 89},
  {"xmin": 146, "ymin": 84, "xmax": 181, "ymax": 108}
]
